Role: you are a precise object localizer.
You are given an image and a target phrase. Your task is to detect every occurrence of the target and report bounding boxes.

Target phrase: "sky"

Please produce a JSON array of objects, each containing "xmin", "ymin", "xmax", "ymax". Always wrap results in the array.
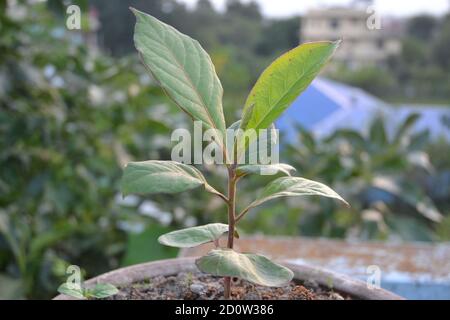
[{"xmin": 179, "ymin": 0, "xmax": 450, "ymax": 18}]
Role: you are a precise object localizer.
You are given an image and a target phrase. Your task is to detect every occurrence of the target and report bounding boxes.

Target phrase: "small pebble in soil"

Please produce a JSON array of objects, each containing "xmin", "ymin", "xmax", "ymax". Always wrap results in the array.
[
  {"xmin": 103, "ymin": 272, "xmax": 350, "ymax": 300},
  {"xmin": 189, "ymin": 283, "xmax": 206, "ymax": 295}
]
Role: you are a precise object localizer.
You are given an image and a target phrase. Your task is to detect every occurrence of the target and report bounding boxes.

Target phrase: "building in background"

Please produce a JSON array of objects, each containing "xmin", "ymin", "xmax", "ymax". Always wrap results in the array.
[{"xmin": 301, "ymin": 5, "xmax": 403, "ymax": 69}]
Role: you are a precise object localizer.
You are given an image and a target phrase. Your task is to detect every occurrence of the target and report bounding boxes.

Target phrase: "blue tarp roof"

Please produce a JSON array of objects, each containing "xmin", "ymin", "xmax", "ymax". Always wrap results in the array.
[{"xmin": 276, "ymin": 77, "xmax": 450, "ymax": 141}]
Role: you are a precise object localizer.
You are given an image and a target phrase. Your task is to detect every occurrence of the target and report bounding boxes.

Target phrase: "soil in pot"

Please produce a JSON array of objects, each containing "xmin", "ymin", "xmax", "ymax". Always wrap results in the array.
[{"xmin": 103, "ymin": 272, "xmax": 352, "ymax": 300}]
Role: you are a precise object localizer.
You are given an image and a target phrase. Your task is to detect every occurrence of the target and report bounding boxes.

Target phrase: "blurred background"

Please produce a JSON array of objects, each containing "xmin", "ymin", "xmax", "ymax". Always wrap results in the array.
[{"xmin": 0, "ymin": 0, "xmax": 449, "ymax": 299}]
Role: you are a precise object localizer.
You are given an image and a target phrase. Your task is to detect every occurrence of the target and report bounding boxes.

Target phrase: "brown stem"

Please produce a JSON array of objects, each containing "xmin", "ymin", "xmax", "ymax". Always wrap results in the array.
[
  {"xmin": 223, "ymin": 166, "xmax": 237, "ymax": 299},
  {"xmin": 235, "ymin": 207, "xmax": 249, "ymax": 223}
]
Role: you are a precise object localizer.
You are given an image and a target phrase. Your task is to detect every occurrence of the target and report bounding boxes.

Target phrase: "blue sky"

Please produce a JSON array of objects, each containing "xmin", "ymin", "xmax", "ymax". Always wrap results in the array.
[{"xmin": 179, "ymin": 0, "xmax": 449, "ymax": 18}]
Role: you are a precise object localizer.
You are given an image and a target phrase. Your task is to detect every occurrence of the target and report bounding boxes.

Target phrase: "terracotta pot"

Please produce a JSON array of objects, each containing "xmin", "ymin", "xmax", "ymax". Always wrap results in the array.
[{"xmin": 53, "ymin": 257, "xmax": 404, "ymax": 300}]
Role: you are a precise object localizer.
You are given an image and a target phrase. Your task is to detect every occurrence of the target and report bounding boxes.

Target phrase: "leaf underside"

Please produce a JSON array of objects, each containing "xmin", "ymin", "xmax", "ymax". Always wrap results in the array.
[
  {"xmin": 247, "ymin": 176, "xmax": 349, "ymax": 211},
  {"xmin": 57, "ymin": 283, "xmax": 85, "ymax": 299},
  {"xmin": 196, "ymin": 249, "xmax": 294, "ymax": 287},
  {"xmin": 88, "ymin": 283, "xmax": 119, "ymax": 299},
  {"xmin": 158, "ymin": 223, "xmax": 229, "ymax": 248},
  {"xmin": 121, "ymin": 160, "xmax": 220, "ymax": 196},
  {"xmin": 237, "ymin": 163, "xmax": 296, "ymax": 177}
]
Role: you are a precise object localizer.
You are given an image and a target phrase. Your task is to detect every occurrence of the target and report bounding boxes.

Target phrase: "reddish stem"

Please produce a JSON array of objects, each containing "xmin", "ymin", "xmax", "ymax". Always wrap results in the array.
[{"xmin": 223, "ymin": 166, "xmax": 236, "ymax": 299}]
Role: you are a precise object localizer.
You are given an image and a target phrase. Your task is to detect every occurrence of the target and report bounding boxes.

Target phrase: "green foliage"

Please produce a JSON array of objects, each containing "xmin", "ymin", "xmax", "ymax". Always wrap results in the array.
[
  {"xmin": 122, "ymin": 225, "xmax": 178, "ymax": 266},
  {"xmin": 407, "ymin": 15, "xmax": 437, "ymax": 42},
  {"xmin": 241, "ymin": 41, "xmax": 340, "ymax": 132},
  {"xmin": 256, "ymin": 17, "xmax": 301, "ymax": 56},
  {"xmin": 92, "ymin": 1, "xmax": 450, "ymax": 103},
  {"xmin": 0, "ymin": 2, "xmax": 183, "ymax": 299},
  {"xmin": 4, "ymin": 0, "xmax": 448, "ymax": 301},
  {"xmin": 158, "ymin": 223, "xmax": 230, "ymax": 248},
  {"xmin": 236, "ymin": 164, "xmax": 296, "ymax": 177},
  {"xmin": 132, "ymin": 8, "xmax": 226, "ymax": 141},
  {"xmin": 242, "ymin": 177, "xmax": 349, "ymax": 216},
  {"xmin": 329, "ymin": 66, "xmax": 397, "ymax": 98},
  {"xmin": 122, "ymin": 161, "xmax": 220, "ymax": 196},
  {"xmin": 57, "ymin": 282, "xmax": 118, "ymax": 299},
  {"xmin": 124, "ymin": 9, "xmax": 342, "ymax": 297},
  {"xmin": 196, "ymin": 249, "xmax": 294, "ymax": 287},
  {"xmin": 91, "ymin": 0, "xmax": 302, "ymax": 119},
  {"xmin": 432, "ymin": 17, "xmax": 450, "ymax": 70},
  {"xmin": 88, "ymin": 283, "xmax": 119, "ymax": 299},
  {"xmin": 272, "ymin": 115, "xmax": 449, "ymax": 241},
  {"xmin": 57, "ymin": 283, "xmax": 85, "ymax": 300}
]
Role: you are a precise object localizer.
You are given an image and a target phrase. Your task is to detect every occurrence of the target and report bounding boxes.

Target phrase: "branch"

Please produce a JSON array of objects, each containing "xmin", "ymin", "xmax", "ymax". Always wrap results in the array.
[
  {"xmin": 214, "ymin": 191, "xmax": 229, "ymax": 203},
  {"xmin": 235, "ymin": 206, "xmax": 250, "ymax": 223}
]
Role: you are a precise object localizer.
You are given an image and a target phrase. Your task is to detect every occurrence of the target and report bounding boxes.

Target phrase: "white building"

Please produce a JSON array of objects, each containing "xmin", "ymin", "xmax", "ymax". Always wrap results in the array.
[{"xmin": 301, "ymin": 6, "xmax": 403, "ymax": 69}]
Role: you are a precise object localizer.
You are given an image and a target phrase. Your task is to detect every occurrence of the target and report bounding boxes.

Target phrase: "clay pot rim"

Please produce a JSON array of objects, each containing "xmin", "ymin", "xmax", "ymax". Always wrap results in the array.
[{"xmin": 54, "ymin": 257, "xmax": 404, "ymax": 300}]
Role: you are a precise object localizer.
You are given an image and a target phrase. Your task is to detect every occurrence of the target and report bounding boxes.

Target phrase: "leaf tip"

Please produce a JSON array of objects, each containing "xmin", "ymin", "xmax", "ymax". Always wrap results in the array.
[
  {"xmin": 129, "ymin": 7, "xmax": 138, "ymax": 15},
  {"xmin": 157, "ymin": 234, "xmax": 167, "ymax": 246},
  {"xmin": 341, "ymin": 198, "xmax": 351, "ymax": 208},
  {"xmin": 286, "ymin": 268, "xmax": 295, "ymax": 283}
]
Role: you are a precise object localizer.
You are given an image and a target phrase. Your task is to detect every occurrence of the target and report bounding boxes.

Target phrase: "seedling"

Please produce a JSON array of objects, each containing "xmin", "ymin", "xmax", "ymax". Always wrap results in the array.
[
  {"xmin": 57, "ymin": 282, "xmax": 118, "ymax": 300},
  {"xmin": 123, "ymin": 8, "xmax": 348, "ymax": 299}
]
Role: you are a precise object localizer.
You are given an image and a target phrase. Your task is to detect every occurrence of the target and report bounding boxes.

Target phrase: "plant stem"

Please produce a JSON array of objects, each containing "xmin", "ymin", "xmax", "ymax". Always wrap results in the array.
[{"xmin": 224, "ymin": 165, "xmax": 237, "ymax": 299}]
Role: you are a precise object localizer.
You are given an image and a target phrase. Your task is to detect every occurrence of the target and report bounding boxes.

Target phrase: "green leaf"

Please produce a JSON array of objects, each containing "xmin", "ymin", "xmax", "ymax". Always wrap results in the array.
[
  {"xmin": 240, "ymin": 41, "xmax": 340, "ymax": 132},
  {"xmin": 158, "ymin": 223, "xmax": 229, "ymax": 248},
  {"xmin": 369, "ymin": 117, "xmax": 387, "ymax": 147},
  {"xmin": 296, "ymin": 124, "xmax": 316, "ymax": 151},
  {"xmin": 57, "ymin": 283, "xmax": 85, "ymax": 299},
  {"xmin": 237, "ymin": 163, "xmax": 296, "ymax": 177},
  {"xmin": 240, "ymin": 103, "xmax": 256, "ymax": 130},
  {"xmin": 325, "ymin": 129, "xmax": 366, "ymax": 151},
  {"xmin": 372, "ymin": 177, "xmax": 442, "ymax": 222},
  {"xmin": 394, "ymin": 113, "xmax": 420, "ymax": 144},
  {"xmin": 246, "ymin": 176, "xmax": 349, "ymax": 212},
  {"xmin": 122, "ymin": 160, "xmax": 220, "ymax": 196},
  {"xmin": 88, "ymin": 283, "xmax": 119, "ymax": 299},
  {"xmin": 196, "ymin": 249, "xmax": 293, "ymax": 287},
  {"xmin": 132, "ymin": 8, "xmax": 226, "ymax": 143}
]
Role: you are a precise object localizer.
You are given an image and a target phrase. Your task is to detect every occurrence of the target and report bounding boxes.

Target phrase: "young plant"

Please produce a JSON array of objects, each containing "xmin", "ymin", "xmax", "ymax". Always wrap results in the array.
[
  {"xmin": 57, "ymin": 282, "xmax": 118, "ymax": 300},
  {"xmin": 122, "ymin": 8, "xmax": 348, "ymax": 299}
]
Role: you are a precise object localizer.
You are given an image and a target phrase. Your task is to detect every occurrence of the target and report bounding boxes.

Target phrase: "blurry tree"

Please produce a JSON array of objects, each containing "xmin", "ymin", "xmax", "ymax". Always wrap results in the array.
[
  {"xmin": 329, "ymin": 66, "xmax": 397, "ymax": 98},
  {"xmin": 91, "ymin": 0, "xmax": 189, "ymax": 56},
  {"xmin": 401, "ymin": 38, "xmax": 428, "ymax": 66},
  {"xmin": 0, "ymin": 1, "xmax": 184, "ymax": 299},
  {"xmin": 407, "ymin": 14, "xmax": 437, "ymax": 41},
  {"xmin": 89, "ymin": 0, "xmax": 302, "ymax": 109},
  {"xmin": 225, "ymin": 0, "xmax": 262, "ymax": 21},
  {"xmin": 432, "ymin": 15, "xmax": 450, "ymax": 71},
  {"xmin": 239, "ymin": 116, "xmax": 449, "ymax": 241},
  {"xmin": 256, "ymin": 17, "xmax": 300, "ymax": 56}
]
